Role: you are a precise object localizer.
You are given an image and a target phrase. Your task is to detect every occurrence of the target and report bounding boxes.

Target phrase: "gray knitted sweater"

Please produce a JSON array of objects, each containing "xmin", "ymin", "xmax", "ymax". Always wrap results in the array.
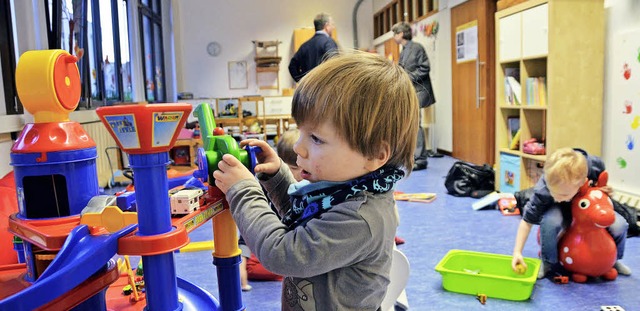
[{"xmin": 226, "ymin": 164, "xmax": 398, "ymax": 310}]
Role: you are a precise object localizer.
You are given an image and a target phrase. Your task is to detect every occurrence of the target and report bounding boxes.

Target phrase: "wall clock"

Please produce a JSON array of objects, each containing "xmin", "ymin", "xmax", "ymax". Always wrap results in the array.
[{"xmin": 207, "ymin": 41, "xmax": 221, "ymax": 57}]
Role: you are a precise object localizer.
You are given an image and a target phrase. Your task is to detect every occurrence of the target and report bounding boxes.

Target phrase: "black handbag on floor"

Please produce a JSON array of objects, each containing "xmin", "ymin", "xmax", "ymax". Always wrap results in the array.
[{"xmin": 444, "ymin": 161, "xmax": 495, "ymax": 197}]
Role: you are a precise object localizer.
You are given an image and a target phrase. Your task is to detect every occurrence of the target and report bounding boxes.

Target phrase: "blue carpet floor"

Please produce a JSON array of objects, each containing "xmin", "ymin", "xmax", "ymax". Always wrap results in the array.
[{"xmin": 175, "ymin": 155, "xmax": 640, "ymax": 310}]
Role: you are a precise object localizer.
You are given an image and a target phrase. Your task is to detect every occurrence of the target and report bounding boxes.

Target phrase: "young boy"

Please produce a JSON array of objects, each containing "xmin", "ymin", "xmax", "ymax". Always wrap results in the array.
[
  {"xmin": 511, "ymin": 148, "xmax": 631, "ymax": 279},
  {"xmin": 214, "ymin": 52, "xmax": 418, "ymax": 309}
]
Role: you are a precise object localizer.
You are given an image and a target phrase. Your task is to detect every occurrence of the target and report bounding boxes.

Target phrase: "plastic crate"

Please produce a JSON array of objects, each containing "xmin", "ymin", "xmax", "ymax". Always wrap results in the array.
[{"xmin": 435, "ymin": 250, "xmax": 540, "ymax": 301}]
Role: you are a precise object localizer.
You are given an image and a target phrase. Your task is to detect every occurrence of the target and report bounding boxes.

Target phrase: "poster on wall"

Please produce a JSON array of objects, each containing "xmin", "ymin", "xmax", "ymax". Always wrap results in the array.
[
  {"xmin": 455, "ymin": 20, "xmax": 478, "ymax": 63},
  {"xmin": 606, "ymin": 29, "xmax": 640, "ymax": 194},
  {"xmin": 228, "ymin": 61, "xmax": 248, "ymax": 89}
]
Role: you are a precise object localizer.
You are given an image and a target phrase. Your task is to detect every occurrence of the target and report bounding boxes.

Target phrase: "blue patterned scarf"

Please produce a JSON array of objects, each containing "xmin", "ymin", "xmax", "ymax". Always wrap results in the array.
[{"xmin": 282, "ymin": 166, "xmax": 405, "ymax": 229}]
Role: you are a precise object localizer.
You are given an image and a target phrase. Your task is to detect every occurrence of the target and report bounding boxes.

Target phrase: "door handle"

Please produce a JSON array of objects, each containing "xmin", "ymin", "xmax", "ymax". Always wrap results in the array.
[{"xmin": 476, "ymin": 58, "xmax": 486, "ymax": 109}]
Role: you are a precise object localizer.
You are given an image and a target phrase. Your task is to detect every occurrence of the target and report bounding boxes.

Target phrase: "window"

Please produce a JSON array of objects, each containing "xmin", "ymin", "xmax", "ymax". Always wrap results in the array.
[
  {"xmin": 138, "ymin": 0, "xmax": 165, "ymax": 102},
  {"xmin": 45, "ymin": 0, "xmax": 132, "ymax": 108},
  {"xmin": 0, "ymin": 0, "xmax": 20, "ymax": 115}
]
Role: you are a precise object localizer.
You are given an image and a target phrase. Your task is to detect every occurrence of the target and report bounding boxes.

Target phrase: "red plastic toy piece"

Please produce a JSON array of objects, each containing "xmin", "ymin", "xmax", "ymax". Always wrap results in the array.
[
  {"xmin": 476, "ymin": 294, "xmax": 487, "ymax": 305},
  {"xmin": 213, "ymin": 127, "xmax": 225, "ymax": 136},
  {"xmin": 553, "ymin": 275, "xmax": 569, "ymax": 284}
]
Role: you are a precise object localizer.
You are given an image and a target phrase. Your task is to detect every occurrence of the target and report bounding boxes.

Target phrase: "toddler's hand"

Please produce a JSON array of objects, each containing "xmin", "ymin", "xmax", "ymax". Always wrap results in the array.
[
  {"xmin": 600, "ymin": 185, "xmax": 613, "ymax": 195},
  {"xmin": 511, "ymin": 254, "xmax": 527, "ymax": 274},
  {"xmin": 214, "ymin": 154, "xmax": 256, "ymax": 194},
  {"xmin": 240, "ymin": 139, "xmax": 281, "ymax": 176}
]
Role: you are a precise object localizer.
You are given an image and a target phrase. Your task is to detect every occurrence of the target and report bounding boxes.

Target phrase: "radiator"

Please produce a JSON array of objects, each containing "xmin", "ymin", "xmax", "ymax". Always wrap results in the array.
[
  {"xmin": 83, "ymin": 121, "xmax": 120, "ymax": 188},
  {"xmin": 611, "ymin": 192, "xmax": 640, "ymax": 211}
]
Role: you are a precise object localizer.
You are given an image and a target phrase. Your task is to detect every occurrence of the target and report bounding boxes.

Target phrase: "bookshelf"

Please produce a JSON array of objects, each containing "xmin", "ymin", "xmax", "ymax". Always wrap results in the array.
[{"xmin": 494, "ymin": 0, "xmax": 604, "ymax": 191}]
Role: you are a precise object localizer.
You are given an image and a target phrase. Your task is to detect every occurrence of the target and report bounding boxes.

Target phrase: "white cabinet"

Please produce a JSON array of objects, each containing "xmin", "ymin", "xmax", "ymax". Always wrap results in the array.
[
  {"xmin": 522, "ymin": 3, "xmax": 548, "ymax": 58},
  {"xmin": 499, "ymin": 13, "xmax": 522, "ymax": 61},
  {"xmin": 499, "ymin": 3, "xmax": 548, "ymax": 61}
]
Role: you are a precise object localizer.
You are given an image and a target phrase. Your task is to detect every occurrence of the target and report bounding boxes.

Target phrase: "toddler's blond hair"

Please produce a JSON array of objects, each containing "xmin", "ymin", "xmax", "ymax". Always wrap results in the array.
[{"xmin": 544, "ymin": 148, "xmax": 587, "ymax": 188}]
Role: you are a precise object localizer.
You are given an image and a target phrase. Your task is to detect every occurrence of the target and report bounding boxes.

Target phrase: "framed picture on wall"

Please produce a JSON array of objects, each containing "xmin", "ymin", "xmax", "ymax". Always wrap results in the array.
[{"xmin": 228, "ymin": 61, "xmax": 248, "ymax": 89}]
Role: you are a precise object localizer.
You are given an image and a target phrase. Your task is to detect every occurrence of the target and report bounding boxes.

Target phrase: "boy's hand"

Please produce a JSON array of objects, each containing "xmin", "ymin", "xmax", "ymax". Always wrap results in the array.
[
  {"xmin": 600, "ymin": 185, "xmax": 613, "ymax": 195},
  {"xmin": 214, "ymin": 154, "xmax": 255, "ymax": 194},
  {"xmin": 511, "ymin": 253, "xmax": 527, "ymax": 274},
  {"xmin": 240, "ymin": 139, "xmax": 281, "ymax": 176}
]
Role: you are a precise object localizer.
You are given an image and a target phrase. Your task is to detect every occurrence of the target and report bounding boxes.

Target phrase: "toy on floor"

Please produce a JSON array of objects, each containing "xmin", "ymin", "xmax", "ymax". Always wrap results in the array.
[
  {"xmin": 497, "ymin": 197, "xmax": 520, "ymax": 216},
  {"xmin": 476, "ymin": 294, "xmax": 487, "ymax": 305},
  {"xmin": 471, "ymin": 191, "xmax": 513, "ymax": 211},
  {"xmin": 553, "ymin": 273, "xmax": 569, "ymax": 284},
  {"xmin": 558, "ymin": 171, "xmax": 618, "ymax": 283},
  {"xmin": 394, "ymin": 191, "xmax": 436, "ymax": 203}
]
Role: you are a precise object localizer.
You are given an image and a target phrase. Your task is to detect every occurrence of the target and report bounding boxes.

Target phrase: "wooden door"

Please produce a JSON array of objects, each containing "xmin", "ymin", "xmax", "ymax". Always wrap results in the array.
[
  {"xmin": 384, "ymin": 38, "xmax": 399, "ymax": 63},
  {"xmin": 451, "ymin": 0, "xmax": 496, "ymax": 165},
  {"xmin": 292, "ymin": 28, "xmax": 338, "ymax": 52}
]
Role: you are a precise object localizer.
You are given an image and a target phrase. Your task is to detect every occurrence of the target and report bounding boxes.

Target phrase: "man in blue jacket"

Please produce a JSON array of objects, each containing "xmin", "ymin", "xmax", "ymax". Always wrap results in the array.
[{"xmin": 288, "ymin": 13, "xmax": 338, "ymax": 82}]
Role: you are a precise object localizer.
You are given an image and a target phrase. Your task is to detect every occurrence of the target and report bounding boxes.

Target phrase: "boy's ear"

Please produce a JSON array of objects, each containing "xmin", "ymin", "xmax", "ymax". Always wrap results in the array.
[{"xmin": 366, "ymin": 142, "xmax": 391, "ymax": 171}]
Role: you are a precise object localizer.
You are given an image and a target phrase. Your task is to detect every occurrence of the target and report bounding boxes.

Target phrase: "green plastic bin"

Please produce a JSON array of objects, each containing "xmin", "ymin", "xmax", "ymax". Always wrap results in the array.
[{"xmin": 435, "ymin": 249, "xmax": 540, "ymax": 301}]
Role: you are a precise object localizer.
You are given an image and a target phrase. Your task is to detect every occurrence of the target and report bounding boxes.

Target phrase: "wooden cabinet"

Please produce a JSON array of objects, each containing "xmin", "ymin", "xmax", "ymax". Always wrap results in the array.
[
  {"xmin": 214, "ymin": 97, "xmax": 266, "ymax": 137},
  {"xmin": 494, "ymin": 0, "xmax": 604, "ymax": 191}
]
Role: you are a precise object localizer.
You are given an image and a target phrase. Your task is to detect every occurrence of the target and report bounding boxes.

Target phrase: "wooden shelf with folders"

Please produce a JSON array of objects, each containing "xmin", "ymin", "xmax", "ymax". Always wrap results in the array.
[{"xmin": 494, "ymin": 0, "xmax": 604, "ymax": 192}]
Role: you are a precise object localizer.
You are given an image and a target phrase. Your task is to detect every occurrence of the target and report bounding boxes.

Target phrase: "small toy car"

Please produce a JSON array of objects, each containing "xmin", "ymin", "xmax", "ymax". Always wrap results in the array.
[
  {"xmin": 553, "ymin": 275, "xmax": 569, "ymax": 284},
  {"xmin": 476, "ymin": 294, "xmax": 487, "ymax": 305}
]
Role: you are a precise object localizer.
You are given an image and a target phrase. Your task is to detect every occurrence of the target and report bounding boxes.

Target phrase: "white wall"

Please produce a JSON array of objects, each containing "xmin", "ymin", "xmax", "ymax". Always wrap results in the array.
[
  {"xmin": 172, "ymin": 0, "xmax": 374, "ymax": 99},
  {"xmin": 414, "ymin": 10, "xmax": 453, "ymax": 153},
  {"xmin": 602, "ymin": 0, "xmax": 640, "ymax": 196}
]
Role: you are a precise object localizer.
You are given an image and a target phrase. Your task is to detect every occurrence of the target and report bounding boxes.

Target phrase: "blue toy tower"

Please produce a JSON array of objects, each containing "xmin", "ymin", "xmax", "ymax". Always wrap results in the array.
[{"xmin": 11, "ymin": 49, "xmax": 99, "ymax": 282}]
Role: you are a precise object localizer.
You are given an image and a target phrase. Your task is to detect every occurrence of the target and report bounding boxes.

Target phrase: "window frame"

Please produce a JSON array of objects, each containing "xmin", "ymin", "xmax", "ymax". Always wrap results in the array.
[
  {"xmin": 44, "ymin": 0, "xmax": 133, "ymax": 109},
  {"xmin": 138, "ymin": 0, "xmax": 165, "ymax": 103},
  {"xmin": 0, "ymin": 0, "xmax": 21, "ymax": 115}
]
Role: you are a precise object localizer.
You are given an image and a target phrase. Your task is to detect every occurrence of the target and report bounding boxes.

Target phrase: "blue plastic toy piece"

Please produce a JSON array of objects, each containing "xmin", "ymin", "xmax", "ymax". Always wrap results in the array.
[
  {"xmin": 116, "ymin": 191, "xmax": 137, "ymax": 212},
  {"xmin": 245, "ymin": 145, "xmax": 262, "ymax": 174},
  {"xmin": 0, "ymin": 224, "xmax": 137, "ymax": 311}
]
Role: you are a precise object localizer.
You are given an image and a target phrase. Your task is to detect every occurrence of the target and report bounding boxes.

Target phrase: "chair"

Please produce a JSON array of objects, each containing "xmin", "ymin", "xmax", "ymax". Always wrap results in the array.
[{"xmin": 380, "ymin": 248, "xmax": 410, "ymax": 311}]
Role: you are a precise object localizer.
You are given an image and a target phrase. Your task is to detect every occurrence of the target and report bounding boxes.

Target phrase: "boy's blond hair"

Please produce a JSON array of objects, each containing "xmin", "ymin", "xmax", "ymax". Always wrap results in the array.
[
  {"xmin": 291, "ymin": 51, "xmax": 419, "ymax": 172},
  {"xmin": 544, "ymin": 148, "xmax": 588, "ymax": 187},
  {"xmin": 277, "ymin": 129, "xmax": 300, "ymax": 166}
]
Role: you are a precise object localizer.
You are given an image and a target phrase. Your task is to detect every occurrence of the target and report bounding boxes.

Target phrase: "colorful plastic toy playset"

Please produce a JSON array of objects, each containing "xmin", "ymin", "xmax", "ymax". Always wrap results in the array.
[{"xmin": 0, "ymin": 49, "xmax": 257, "ymax": 310}]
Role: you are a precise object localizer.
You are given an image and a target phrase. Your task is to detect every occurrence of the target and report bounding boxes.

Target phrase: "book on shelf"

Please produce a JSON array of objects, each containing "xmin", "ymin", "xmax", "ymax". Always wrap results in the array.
[
  {"xmin": 504, "ymin": 79, "xmax": 514, "ymax": 105},
  {"xmin": 524, "ymin": 77, "xmax": 547, "ymax": 106},
  {"xmin": 503, "ymin": 68, "xmax": 520, "ymax": 105},
  {"xmin": 504, "ymin": 67, "xmax": 520, "ymax": 79},
  {"xmin": 507, "ymin": 117, "xmax": 520, "ymax": 148},
  {"xmin": 538, "ymin": 77, "xmax": 547, "ymax": 106},
  {"xmin": 510, "ymin": 129, "xmax": 521, "ymax": 150},
  {"xmin": 506, "ymin": 76, "xmax": 522, "ymax": 105}
]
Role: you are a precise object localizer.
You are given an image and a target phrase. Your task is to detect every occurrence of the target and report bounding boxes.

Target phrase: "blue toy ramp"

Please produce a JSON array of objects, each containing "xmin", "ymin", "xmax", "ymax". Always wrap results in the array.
[
  {"xmin": 0, "ymin": 224, "xmax": 137, "ymax": 311},
  {"xmin": 177, "ymin": 277, "xmax": 220, "ymax": 310}
]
